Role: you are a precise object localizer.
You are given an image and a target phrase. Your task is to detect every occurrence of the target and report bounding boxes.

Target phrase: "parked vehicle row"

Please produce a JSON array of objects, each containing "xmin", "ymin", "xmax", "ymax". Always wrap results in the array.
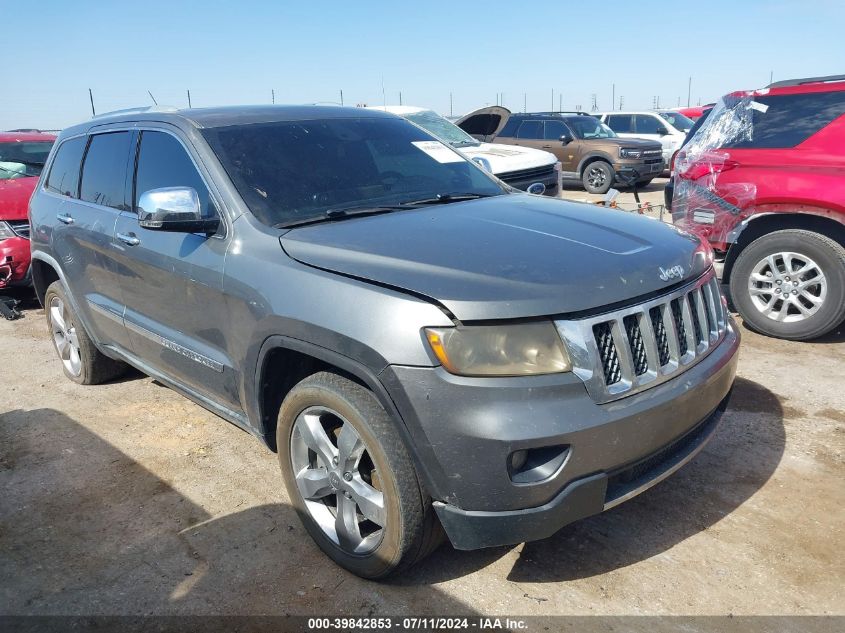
[
  {"xmin": 595, "ymin": 110, "xmax": 694, "ymax": 171},
  {"xmin": 455, "ymin": 107, "xmax": 664, "ymax": 194},
  {"xmin": 28, "ymin": 104, "xmax": 738, "ymax": 578}
]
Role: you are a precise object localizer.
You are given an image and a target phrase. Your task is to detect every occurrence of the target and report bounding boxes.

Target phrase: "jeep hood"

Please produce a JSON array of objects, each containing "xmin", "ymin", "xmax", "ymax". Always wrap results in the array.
[
  {"xmin": 0, "ymin": 177, "xmax": 38, "ymax": 221},
  {"xmin": 281, "ymin": 195, "xmax": 711, "ymax": 321}
]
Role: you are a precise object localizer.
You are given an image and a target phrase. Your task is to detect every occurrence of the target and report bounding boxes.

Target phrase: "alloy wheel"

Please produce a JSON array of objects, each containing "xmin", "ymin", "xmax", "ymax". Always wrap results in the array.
[
  {"xmin": 748, "ymin": 251, "xmax": 827, "ymax": 322},
  {"xmin": 587, "ymin": 166, "xmax": 607, "ymax": 188},
  {"xmin": 290, "ymin": 406, "xmax": 386, "ymax": 554},
  {"xmin": 49, "ymin": 296, "xmax": 82, "ymax": 376}
]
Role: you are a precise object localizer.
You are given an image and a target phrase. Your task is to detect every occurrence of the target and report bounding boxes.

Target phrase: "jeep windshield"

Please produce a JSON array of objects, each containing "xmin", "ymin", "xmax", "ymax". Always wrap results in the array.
[
  {"xmin": 565, "ymin": 118, "xmax": 617, "ymax": 140},
  {"xmin": 202, "ymin": 117, "xmax": 505, "ymax": 227},
  {"xmin": 402, "ymin": 110, "xmax": 481, "ymax": 149},
  {"xmin": 0, "ymin": 141, "xmax": 53, "ymax": 180}
]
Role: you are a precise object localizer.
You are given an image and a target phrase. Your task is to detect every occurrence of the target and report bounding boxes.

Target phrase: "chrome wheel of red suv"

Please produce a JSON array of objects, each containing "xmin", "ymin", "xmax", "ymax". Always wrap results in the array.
[
  {"xmin": 731, "ymin": 230, "xmax": 845, "ymax": 340},
  {"xmin": 748, "ymin": 251, "xmax": 827, "ymax": 322}
]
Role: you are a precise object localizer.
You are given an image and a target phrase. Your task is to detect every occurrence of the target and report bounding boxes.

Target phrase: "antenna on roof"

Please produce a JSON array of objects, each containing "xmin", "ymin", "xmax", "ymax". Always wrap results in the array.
[
  {"xmin": 88, "ymin": 88, "xmax": 96, "ymax": 116},
  {"xmin": 148, "ymin": 91, "xmax": 158, "ymax": 106}
]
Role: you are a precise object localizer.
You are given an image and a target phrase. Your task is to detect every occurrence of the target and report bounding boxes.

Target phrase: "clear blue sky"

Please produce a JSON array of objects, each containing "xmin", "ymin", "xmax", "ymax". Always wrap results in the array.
[{"xmin": 5, "ymin": 0, "xmax": 844, "ymax": 130}]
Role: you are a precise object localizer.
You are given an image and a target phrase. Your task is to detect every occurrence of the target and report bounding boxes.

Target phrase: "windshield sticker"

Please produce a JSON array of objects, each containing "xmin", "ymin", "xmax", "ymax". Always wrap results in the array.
[
  {"xmin": 749, "ymin": 101, "xmax": 769, "ymax": 113},
  {"xmin": 411, "ymin": 141, "xmax": 464, "ymax": 163}
]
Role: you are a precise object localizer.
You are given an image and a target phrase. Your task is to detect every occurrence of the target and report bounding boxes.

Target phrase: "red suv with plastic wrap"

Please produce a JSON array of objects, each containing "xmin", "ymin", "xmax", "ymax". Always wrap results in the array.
[
  {"xmin": 672, "ymin": 75, "xmax": 845, "ymax": 341},
  {"xmin": 0, "ymin": 132, "xmax": 55, "ymax": 288}
]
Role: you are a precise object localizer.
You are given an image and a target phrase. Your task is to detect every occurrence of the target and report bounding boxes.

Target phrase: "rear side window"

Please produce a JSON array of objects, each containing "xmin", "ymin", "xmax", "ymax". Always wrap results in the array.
[
  {"xmin": 606, "ymin": 115, "xmax": 633, "ymax": 133},
  {"xmin": 134, "ymin": 131, "xmax": 215, "ymax": 217},
  {"xmin": 45, "ymin": 136, "xmax": 87, "ymax": 197},
  {"xmin": 80, "ymin": 132, "xmax": 133, "ymax": 210},
  {"xmin": 635, "ymin": 114, "xmax": 667, "ymax": 134},
  {"xmin": 726, "ymin": 91, "xmax": 845, "ymax": 149},
  {"xmin": 516, "ymin": 120, "xmax": 543, "ymax": 139},
  {"xmin": 543, "ymin": 120, "xmax": 569, "ymax": 140}
]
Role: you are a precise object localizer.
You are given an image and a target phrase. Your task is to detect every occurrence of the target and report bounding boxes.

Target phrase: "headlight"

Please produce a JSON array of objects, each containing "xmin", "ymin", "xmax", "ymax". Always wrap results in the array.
[
  {"xmin": 0, "ymin": 221, "xmax": 17, "ymax": 241},
  {"xmin": 620, "ymin": 148, "xmax": 643, "ymax": 159},
  {"xmin": 425, "ymin": 322, "xmax": 571, "ymax": 376}
]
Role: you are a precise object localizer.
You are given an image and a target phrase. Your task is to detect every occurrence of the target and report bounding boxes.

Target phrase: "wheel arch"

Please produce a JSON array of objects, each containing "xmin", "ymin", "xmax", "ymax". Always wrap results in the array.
[
  {"xmin": 251, "ymin": 335, "xmax": 442, "ymax": 498},
  {"xmin": 576, "ymin": 152, "xmax": 614, "ymax": 177},
  {"xmin": 723, "ymin": 211, "xmax": 845, "ymax": 283},
  {"xmin": 30, "ymin": 256, "xmax": 61, "ymax": 307}
]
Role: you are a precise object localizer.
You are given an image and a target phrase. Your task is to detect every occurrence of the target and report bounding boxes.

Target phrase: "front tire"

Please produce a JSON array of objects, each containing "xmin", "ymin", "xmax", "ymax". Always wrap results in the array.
[
  {"xmin": 582, "ymin": 161, "xmax": 614, "ymax": 194},
  {"xmin": 277, "ymin": 371, "xmax": 442, "ymax": 579},
  {"xmin": 44, "ymin": 281, "xmax": 127, "ymax": 384},
  {"xmin": 729, "ymin": 230, "xmax": 845, "ymax": 340}
]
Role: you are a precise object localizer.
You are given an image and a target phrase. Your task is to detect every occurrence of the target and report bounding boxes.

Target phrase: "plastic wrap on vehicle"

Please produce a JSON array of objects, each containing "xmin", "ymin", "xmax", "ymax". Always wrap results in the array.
[{"xmin": 671, "ymin": 93, "xmax": 760, "ymax": 248}]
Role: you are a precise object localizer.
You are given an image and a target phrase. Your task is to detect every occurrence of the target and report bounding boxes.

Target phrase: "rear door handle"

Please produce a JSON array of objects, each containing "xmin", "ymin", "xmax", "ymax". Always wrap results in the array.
[
  {"xmin": 56, "ymin": 213, "xmax": 74, "ymax": 225},
  {"xmin": 117, "ymin": 232, "xmax": 140, "ymax": 246}
]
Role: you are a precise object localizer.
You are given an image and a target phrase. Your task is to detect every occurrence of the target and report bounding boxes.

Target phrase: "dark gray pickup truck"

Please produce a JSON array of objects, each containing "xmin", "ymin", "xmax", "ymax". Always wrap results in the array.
[{"xmin": 29, "ymin": 105, "xmax": 739, "ymax": 579}]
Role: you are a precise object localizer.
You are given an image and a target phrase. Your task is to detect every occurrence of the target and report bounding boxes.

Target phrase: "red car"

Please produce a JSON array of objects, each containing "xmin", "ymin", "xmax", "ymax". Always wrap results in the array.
[
  {"xmin": 672, "ymin": 75, "xmax": 845, "ymax": 340},
  {"xmin": 0, "ymin": 132, "xmax": 55, "ymax": 288},
  {"xmin": 676, "ymin": 105, "xmax": 713, "ymax": 121}
]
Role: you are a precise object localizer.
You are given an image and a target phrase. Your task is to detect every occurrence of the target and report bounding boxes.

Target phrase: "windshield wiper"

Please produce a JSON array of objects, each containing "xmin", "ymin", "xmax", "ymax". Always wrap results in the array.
[
  {"xmin": 275, "ymin": 205, "xmax": 409, "ymax": 229},
  {"xmin": 403, "ymin": 192, "xmax": 496, "ymax": 205}
]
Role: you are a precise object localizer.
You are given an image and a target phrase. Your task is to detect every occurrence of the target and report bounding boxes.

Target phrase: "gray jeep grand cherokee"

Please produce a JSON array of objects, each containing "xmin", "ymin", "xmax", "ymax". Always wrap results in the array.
[{"xmin": 29, "ymin": 105, "xmax": 739, "ymax": 579}]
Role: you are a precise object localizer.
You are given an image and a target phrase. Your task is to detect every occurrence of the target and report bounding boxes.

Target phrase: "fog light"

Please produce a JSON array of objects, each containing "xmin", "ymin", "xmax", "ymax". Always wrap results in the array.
[{"xmin": 508, "ymin": 445, "xmax": 570, "ymax": 484}]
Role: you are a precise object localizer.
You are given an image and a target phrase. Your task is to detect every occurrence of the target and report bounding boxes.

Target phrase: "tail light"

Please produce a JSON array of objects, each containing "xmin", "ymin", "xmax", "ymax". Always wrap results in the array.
[{"xmin": 676, "ymin": 150, "xmax": 740, "ymax": 181}]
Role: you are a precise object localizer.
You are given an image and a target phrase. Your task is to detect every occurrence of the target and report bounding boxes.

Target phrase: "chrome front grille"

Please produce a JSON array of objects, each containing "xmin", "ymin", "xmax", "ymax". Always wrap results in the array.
[
  {"xmin": 7, "ymin": 220, "xmax": 30, "ymax": 239},
  {"xmin": 556, "ymin": 270, "xmax": 729, "ymax": 403}
]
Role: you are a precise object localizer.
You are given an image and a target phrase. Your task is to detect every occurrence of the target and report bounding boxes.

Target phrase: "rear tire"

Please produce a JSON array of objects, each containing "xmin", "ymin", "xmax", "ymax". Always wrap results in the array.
[
  {"xmin": 729, "ymin": 230, "xmax": 845, "ymax": 340},
  {"xmin": 277, "ymin": 371, "xmax": 443, "ymax": 579},
  {"xmin": 582, "ymin": 161, "xmax": 614, "ymax": 194},
  {"xmin": 44, "ymin": 281, "xmax": 128, "ymax": 384}
]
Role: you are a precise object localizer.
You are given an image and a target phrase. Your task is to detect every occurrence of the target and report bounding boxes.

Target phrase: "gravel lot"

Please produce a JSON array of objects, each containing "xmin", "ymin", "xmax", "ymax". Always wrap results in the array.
[{"xmin": 1, "ymin": 214, "xmax": 843, "ymax": 617}]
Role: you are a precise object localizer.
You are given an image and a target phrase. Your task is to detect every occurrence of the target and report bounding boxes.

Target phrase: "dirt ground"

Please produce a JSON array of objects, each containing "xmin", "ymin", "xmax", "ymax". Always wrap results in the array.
[{"xmin": 1, "ymin": 251, "xmax": 844, "ymax": 617}]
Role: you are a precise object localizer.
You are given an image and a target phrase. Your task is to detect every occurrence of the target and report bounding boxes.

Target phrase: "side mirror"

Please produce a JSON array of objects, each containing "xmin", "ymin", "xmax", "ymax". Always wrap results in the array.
[
  {"xmin": 659, "ymin": 128, "xmax": 671, "ymax": 136},
  {"xmin": 138, "ymin": 187, "xmax": 219, "ymax": 234},
  {"xmin": 471, "ymin": 156, "xmax": 493, "ymax": 172},
  {"xmin": 527, "ymin": 182, "xmax": 546, "ymax": 195},
  {"xmin": 559, "ymin": 134, "xmax": 573, "ymax": 144}
]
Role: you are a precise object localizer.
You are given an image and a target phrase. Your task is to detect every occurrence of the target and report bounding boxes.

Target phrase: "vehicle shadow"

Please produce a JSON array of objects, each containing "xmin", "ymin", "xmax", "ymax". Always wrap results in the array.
[
  {"xmin": 0, "ymin": 408, "xmax": 477, "ymax": 616},
  {"xmin": 395, "ymin": 377, "xmax": 785, "ymax": 585}
]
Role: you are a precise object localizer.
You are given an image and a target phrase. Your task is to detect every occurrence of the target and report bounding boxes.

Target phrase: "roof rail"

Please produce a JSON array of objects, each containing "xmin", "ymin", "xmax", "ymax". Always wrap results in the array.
[
  {"xmin": 766, "ymin": 74, "xmax": 845, "ymax": 89},
  {"xmin": 92, "ymin": 105, "xmax": 180, "ymax": 119}
]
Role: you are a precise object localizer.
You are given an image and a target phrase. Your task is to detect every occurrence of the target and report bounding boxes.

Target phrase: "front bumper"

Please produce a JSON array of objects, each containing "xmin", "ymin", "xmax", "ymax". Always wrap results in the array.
[
  {"xmin": 611, "ymin": 159, "xmax": 665, "ymax": 180},
  {"xmin": 0, "ymin": 237, "xmax": 32, "ymax": 288},
  {"xmin": 380, "ymin": 318, "xmax": 739, "ymax": 550}
]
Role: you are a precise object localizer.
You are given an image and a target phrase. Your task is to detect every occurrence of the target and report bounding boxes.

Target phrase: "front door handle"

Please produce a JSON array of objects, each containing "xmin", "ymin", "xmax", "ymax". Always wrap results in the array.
[
  {"xmin": 117, "ymin": 232, "xmax": 140, "ymax": 246},
  {"xmin": 56, "ymin": 213, "xmax": 74, "ymax": 225}
]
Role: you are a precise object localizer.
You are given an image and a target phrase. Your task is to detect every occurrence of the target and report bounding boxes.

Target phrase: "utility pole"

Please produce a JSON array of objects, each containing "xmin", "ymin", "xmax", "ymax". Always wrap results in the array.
[
  {"xmin": 619, "ymin": 95, "xmax": 624, "ymax": 110},
  {"xmin": 187, "ymin": 90, "xmax": 192, "ymax": 108},
  {"xmin": 339, "ymin": 89, "xmax": 343, "ymax": 106},
  {"xmin": 591, "ymin": 93, "xmax": 597, "ymax": 111},
  {"xmin": 381, "ymin": 76, "xmax": 386, "ymax": 107},
  {"xmin": 677, "ymin": 96, "xmax": 680, "ymax": 107},
  {"xmin": 271, "ymin": 89, "xmax": 275, "ymax": 104},
  {"xmin": 769, "ymin": 70, "xmax": 773, "ymax": 85},
  {"xmin": 551, "ymin": 88, "xmax": 554, "ymax": 112},
  {"xmin": 559, "ymin": 94, "xmax": 562, "ymax": 112},
  {"xmin": 399, "ymin": 91, "xmax": 403, "ymax": 106},
  {"xmin": 88, "ymin": 88, "xmax": 95, "ymax": 116},
  {"xmin": 687, "ymin": 76, "xmax": 692, "ymax": 107},
  {"xmin": 612, "ymin": 83, "xmax": 615, "ymax": 111},
  {"xmin": 524, "ymin": 93, "xmax": 527, "ymax": 113}
]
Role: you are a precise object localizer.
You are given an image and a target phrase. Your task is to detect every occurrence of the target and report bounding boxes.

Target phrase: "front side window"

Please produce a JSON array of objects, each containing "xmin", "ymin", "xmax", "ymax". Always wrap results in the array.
[
  {"xmin": 0, "ymin": 140, "xmax": 54, "ymax": 181},
  {"xmin": 566, "ymin": 117, "xmax": 616, "ymax": 139},
  {"xmin": 516, "ymin": 120, "xmax": 543, "ymax": 139},
  {"xmin": 134, "ymin": 131, "xmax": 215, "ymax": 217},
  {"xmin": 80, "ymin": 132, "xmax": 132, "ymax": 210},
  {"xmin": 45, "ymin": 137, "xmax": 87, "ymax": 196},
  {"xmin": 635, "ymin": 114, "xmax": 668, "ymax": 135},
  {"xmin": 606, "ymin": 115, "xmax": 633, "ymax": 133},
  {"xmin": 543, "ymin": 120, "xmax": 570, "ymax": 140},
  {"xmin": 659, "ymin": 111, "xmax": 694, "ymax": 133},
  {"xmin": 201, "ymin": 116, "xmax": 505, "ymax": 227},
  {"xmin": 403, "ymin": 110, "xmax": 480, "ymax": 148}
]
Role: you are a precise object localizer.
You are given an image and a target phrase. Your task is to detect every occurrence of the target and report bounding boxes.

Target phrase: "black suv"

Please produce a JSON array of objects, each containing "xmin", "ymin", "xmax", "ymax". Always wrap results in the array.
[{"xmin": 457, "ymin": 108, "xmax": 664, "ymax": 194}]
